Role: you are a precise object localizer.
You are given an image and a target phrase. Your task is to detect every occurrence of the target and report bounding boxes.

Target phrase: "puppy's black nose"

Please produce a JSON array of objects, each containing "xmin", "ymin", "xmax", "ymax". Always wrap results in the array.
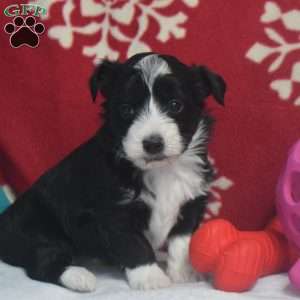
[{"xmin": 143, "ymin": 135, "xmax": 164, "ymax": 154}]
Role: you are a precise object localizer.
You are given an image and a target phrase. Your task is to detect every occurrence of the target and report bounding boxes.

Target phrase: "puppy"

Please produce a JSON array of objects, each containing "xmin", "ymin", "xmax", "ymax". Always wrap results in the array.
[{"xmin": 0, "ymin": 53, "xmax": 225, "ymax": 291}]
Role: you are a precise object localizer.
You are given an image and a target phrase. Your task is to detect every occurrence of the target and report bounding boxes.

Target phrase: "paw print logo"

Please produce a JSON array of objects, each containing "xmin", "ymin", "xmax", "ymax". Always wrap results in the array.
[{"xmin": 4, "ymin": 16, "xmax": 45, "ymax": 48}]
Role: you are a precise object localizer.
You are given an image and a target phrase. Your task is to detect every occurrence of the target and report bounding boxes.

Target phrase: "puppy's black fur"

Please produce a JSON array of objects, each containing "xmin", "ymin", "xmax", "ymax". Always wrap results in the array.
[{"xmin": 0, "ymin": 52, "xmax": 225, "ymax": 288}]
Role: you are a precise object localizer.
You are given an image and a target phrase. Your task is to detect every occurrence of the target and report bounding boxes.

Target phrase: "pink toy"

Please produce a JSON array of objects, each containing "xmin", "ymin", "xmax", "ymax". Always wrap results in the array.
[{"xmin": 277, "ymin": 140, "xmax": 300, "ymax": 288}]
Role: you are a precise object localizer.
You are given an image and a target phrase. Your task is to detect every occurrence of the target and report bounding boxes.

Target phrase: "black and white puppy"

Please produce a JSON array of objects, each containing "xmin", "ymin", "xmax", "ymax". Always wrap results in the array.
[{"xmin": 0, "ymin": 53, "xmax": 225, "ymax": 291}]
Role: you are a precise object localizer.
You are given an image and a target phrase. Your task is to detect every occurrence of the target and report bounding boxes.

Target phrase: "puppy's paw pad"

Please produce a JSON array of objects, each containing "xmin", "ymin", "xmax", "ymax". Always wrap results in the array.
[
  {"xmin": 126, "ymin": 264, "xmax": 171, "ymax": 290},
  {"xmin": 59, "ymin": 266, "xmax": 96, "ymax": 292}
]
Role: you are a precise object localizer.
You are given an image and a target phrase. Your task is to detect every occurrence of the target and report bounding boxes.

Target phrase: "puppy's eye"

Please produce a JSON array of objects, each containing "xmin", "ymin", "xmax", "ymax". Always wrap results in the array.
[
  {"xmin": 120, "ymin": 104, "xmax": 135, "ymax": 120},
  {"xmin": 168, "ymin": 99, "xmax": 183, "ymax": 114}
]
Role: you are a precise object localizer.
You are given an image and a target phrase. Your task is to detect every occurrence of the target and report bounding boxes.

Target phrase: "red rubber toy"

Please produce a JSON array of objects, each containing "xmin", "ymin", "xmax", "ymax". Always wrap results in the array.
[{"xmin": 189, "ymin": 218, "xmax": 297, "ymax": 292}]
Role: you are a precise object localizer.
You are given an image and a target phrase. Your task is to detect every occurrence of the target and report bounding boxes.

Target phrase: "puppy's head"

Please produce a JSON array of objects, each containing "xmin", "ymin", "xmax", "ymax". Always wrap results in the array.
[{"xmin": 90, "ymin": 53, "xmax": 226, "ymax": 170}]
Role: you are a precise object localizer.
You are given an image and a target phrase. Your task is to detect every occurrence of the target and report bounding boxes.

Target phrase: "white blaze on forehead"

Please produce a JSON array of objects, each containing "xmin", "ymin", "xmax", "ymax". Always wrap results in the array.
[{"xmin": 134, "ymin": 54, "xmax": 171, "ymax": 88}]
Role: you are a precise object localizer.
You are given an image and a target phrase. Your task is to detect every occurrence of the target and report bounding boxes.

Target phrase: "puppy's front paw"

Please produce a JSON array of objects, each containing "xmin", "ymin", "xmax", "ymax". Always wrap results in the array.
[
  {"xmin": 126, "ymin": 263, "xmax": 171, "ymax": 290},
  {"xmin": 167, "ymin": 262, "xmax": 199, "ymax": 284},
  {"xmin": 59, "ymin": 266, "xmax": 96, "ymax": 292},
  {"xmin": 167, "ymin": 235, "xmax": 200, "ymax": 284}
]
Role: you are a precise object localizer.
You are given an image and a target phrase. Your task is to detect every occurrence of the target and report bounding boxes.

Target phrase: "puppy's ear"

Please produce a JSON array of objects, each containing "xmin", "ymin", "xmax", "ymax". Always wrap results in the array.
[
  {"xmin": 89, "ymin": 60, "xmax": 122, "ymax": 101},
  {"xmin": 191, "ymin": 66, "xmax": 226, "ymax": 105}
]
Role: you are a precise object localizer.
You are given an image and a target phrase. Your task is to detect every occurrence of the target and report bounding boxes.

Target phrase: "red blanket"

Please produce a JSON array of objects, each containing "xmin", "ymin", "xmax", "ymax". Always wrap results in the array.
[{"xmin": 1, "ymin": 0, "xmax": 300, "ymax": 229}]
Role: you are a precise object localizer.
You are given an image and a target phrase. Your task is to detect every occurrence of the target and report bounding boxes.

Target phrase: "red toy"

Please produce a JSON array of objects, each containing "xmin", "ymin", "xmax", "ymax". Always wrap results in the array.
[{"xmin": 189, "ymin": 218, "xmax": 298, "ymax": 292}]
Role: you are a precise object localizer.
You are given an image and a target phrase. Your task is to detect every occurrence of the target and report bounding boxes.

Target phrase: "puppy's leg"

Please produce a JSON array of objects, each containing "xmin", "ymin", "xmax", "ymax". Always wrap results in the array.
[
  {"xmin": 108, "ymin": 232, "xmax": 171, "ymax": 290},
  {"xmin": 166, "ymin": 197, "xmax": 206, "ymax": 283},
  {"xmin": 27, "ymin": 243, "xmax": 96, "ymax": 292},
  {"xmin": 0, "ymin": 196, "xmax": 96, "ymax": 292},
  {"xmin": 166, "ymin": 235, "xmax": 198, "ymax": 283}
]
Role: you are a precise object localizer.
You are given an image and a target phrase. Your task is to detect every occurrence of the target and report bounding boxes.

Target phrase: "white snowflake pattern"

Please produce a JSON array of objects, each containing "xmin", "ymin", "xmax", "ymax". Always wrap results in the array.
[
  {"xmin": 204, "ymin": 176, "xmax": 233, "ymax": 220},
  {"xmin": 204, "ymin": 158, "xmax": 234, "ymax": 220},
  {"xmin": 30, "ymin": 0, "xmax": 200, "ymax": 63},
  {"xmin": 246, "ymin": 1, "xmax": 300, "ymax": 106}
]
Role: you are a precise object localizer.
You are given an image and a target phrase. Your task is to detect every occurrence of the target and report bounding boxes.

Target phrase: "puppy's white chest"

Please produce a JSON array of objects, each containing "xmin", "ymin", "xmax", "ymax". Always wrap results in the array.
[{"xmin": 142, "ymin": 159, "xmax": 206, "ymax": 250}]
